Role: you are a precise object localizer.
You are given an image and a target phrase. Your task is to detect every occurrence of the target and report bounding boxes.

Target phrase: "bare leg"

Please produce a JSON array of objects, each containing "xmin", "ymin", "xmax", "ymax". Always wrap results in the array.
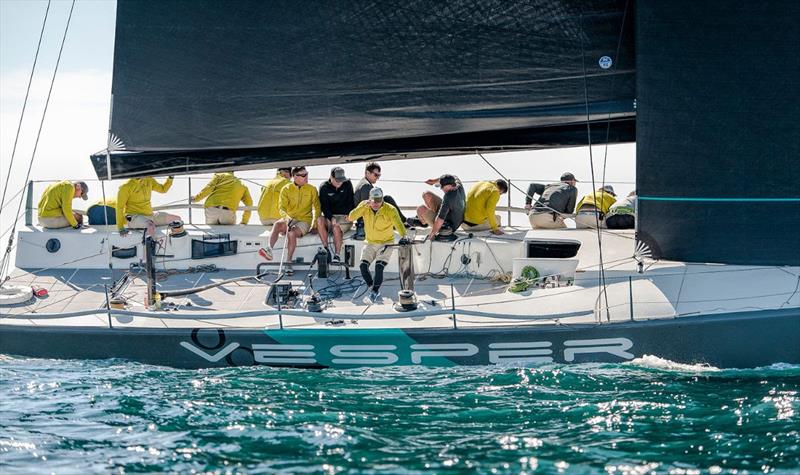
[
  {"xmin": 317, "ymin": 216, "xmax": 330, "ymax": 250},
  {"xmin": 270, "ymin": 220, "xmax": 287, "ymax": 248},
  {"xmin": 286, "ymin": 226, "xmax": 302, "ymax": 261},
  {"xmin": 332, "ymin": 223, "xmax": 343, "ymax": 255}
]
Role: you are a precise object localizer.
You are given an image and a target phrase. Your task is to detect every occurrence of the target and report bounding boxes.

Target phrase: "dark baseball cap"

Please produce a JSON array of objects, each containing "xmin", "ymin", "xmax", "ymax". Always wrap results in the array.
[
  {"xmin": 331, "ymin": 167, "xmax": 348, "ymax": 182},
  {"xmin": 560, "ymin": 172, "xmax": 578, "ymax": 182}
]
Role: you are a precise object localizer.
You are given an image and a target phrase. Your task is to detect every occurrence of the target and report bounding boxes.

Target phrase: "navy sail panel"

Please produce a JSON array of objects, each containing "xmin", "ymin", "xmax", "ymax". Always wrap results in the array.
[
  {"xmin": 95, "ymin": 0, "xmax": 634, "ymax": 178},
  {"xmin": 636, "ymin": 1, "xmax": 800, "ymax": 266}
]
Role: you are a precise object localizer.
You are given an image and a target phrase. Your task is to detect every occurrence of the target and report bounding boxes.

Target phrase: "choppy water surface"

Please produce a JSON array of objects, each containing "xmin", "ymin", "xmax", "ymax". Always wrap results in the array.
[{"xmin": 1, "ymin": 356, "xmax": 798, "ymax": 474}]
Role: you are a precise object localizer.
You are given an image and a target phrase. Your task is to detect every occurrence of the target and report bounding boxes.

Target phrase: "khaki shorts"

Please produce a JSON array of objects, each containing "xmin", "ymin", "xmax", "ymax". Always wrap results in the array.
[
  {"xmin": 205, "ymin": 206, "xmax": 236, "ymax": 225},
  {"xmin": 127, "ymin": 212, "xmax": 174, "ymax": 229},
  {"xmin": 38, "ymin": 216, "xmax": 71, "ymax": 229},
  {"xmin": 529, "ymin": 211, "xmax": 566, "ymax": 229},
  {"xmin": 574, "ymin": 210, "xmax": 603, "ymax": 229},
  {"xmin": 276, "ymin": 218, "xmax": 311, "ymax": 237},
  {"xmin": 419, "ymin": 193, "xmax": 443, "ymax": 226},
  {"xmin": 461, "ymin": 215, "xmax": 501, "ymax": 232},
  {"xmin": 260, "ymin": 217, "xmax": 278, "ymax": 226},
  {"xmin": 360, "ymin": 243, "xmax": 395, "ymax": 264},
  {"xmin": 320, "ymin": 214, "xmax": 352, "ymax": 233}
]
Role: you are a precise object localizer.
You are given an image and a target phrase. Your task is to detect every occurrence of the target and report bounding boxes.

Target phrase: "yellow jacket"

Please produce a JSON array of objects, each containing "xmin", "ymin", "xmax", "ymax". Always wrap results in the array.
[
  {"xmin": 279, "ymin": 182, "xmax": 320, "ymax": 225},
  {"xmin": 348, "ymin": 201, "xmax": 406, "ymax": 244},
  {"xmin": 193, "ymin": 173, "xmax": 252, "ymax": 224},
  {"xmin": 464, "ymin": 181, "xmax": 502, "ymax": 231},
  {"xmin": 38, "ymin": 181, "xmax": 78, "ymax": 227},
  {"xmin": 576, "ymin": 190, "xmax": 617, "ymax": 214},
  {"xmin": 258, "ymin": 173, "xmax": 290, "ymax": 222},
  {"xmin": 116, "ymin": 176, "xmax": 173, "ymax": 230}
]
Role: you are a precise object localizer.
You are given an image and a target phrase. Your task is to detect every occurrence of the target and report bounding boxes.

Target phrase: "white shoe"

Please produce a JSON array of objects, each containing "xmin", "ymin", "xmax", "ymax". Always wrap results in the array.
[
  {"xmin": 332, "ymin": 254, "xmax": 341, "ymax": 265},
  {"xmin": 368, "ymin": 289, "xmax": 380, "ymax": 303}
]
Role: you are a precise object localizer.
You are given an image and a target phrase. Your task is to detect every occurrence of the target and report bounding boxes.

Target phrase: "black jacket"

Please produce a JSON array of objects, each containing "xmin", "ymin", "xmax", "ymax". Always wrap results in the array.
[{"xmin": 319, "ymin": 179, "xmax": 355, "ymax": 219}]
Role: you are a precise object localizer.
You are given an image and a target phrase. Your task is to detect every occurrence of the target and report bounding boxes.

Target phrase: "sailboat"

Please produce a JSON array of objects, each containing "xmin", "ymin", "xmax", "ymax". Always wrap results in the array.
[{"xmin": 1, "ymin": 0, "xmax": 798, "ymax": 369}]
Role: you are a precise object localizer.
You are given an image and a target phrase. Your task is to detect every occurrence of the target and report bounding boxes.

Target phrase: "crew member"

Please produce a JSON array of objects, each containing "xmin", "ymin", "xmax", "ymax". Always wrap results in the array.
[
  {"xmin": 604, "ymin": 190, "xmax": 637, "ymax": 229},
  {"xmin": 87, "ymin": 199, "xmax": 116, "ymax": 226},
  {"xmin": 257, "ymin": 167, "xmax": 291, "ymax": 225},
  {"xmin": 317, "ymin": 167, "xmax": 354, "ymax": 264},
  {"xmin": 116, "ymin": 176, "xmax": 180, "ymax": 237},
  {"xmin": 37, "ymin": 181, "xmax": 88, "ymax": 229},
  {"xmin": 574, "ymin": 185, "xmax": 616, "ymax": 229},
  {"xmin": 191, "ymin": 172, "xmax": 252, "ymax": 225},
  {"xmin": 413, "ymin": 174, "xmax": 465, "ymax": 241},
  {"xmin": 462, "ymin": 179, "xmax": 508, "ymax": 235},
  {"xmin": 526, "ymin": 172, "xmax": 578, "ymax": 229},
  {"xmin": 259, "ymin": 166, "xmax": 320, "ymax": 275},
  {"xmin": 347, "ymin": 187, "xmax": 406, "ymax": 302}
]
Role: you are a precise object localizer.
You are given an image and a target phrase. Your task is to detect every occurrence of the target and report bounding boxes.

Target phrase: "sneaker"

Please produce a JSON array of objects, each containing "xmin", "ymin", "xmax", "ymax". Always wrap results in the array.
[
  {"xmin": 406, "ymin": 217, "xmax": 426, "ymax": 228},
  {"xmin": 332, "ymin": 254, "xmax": 341, "ymax": 265},
  {"xmin": 368, "ymin": 289, "xmax": 380, "ymax": 303},
  {"xmin": 284, "ymin": 263, "xmax": 294, "ymax": 276},
  {"xmin": 258, "ymin": 247, "xmax": 273, "ymax": 261}
]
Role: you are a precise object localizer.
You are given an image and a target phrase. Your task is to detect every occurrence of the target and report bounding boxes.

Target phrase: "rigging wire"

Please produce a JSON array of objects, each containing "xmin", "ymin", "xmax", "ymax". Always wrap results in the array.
[
  {"xmin": 0, "ymin": 1, "xmax": 51, "ymax": 229},
  {"xmin": 0, "ymin": 0, "xmax": 76, "ymax": 283},
  {"xmin": 578, "ymin": 10, "xmax": 612, "ymax": 323}
]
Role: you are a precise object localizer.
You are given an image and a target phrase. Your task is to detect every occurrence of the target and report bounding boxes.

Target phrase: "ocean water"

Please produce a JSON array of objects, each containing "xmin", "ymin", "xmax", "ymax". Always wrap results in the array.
[{"xmin": 1, "ymin": 356, "xmax": 798, "ymax": 474}]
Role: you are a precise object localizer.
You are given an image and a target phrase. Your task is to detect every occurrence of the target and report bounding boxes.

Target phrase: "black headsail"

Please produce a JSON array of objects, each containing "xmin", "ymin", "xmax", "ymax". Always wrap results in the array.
[
  {"xmin": 636, "ymin": 1, "xmax": 800, "ymax": 266},
  {"xmin": 91, "ymin": 0, "xmax": 635, "ymax": 179}
]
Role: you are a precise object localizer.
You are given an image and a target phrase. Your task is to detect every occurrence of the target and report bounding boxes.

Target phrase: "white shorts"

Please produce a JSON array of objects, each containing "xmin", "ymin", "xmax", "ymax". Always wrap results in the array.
[{"xmin": 529, "ymin": 211, "xmax": 566, "ymax": 229}]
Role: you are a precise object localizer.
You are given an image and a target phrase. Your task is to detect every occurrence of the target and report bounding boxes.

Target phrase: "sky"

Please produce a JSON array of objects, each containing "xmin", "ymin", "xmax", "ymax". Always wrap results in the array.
[{"xmin": 1, "ymin": 0, "xmax": 636, "ymax": 234}]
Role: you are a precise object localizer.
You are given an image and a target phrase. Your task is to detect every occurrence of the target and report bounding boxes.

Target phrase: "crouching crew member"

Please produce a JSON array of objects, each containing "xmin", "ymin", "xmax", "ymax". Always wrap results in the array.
[
  {"xmin": 574, "ymin": 185, "xmax": 616, "ymax": 229},
  {"xmin": 260, "ymin": 166, "xmax": 320, "ymax": 275},
  {"xmin": 462, "ymin": 179, "xmax": 507, "ymax": 235},
  {"xmin": 414, "ymin": 174, "xmax": 465, "ymax": 241},
  {"xmin": 347, "ymin": 187, "xmax": 406, "ymax": 302},
  {"xmin": 604, "ymin": 190, "xmax": 637, "ymax": 229},
  {"xmin": 38, "ymin": 180, "xmax": 88, "ymax": 229},
  {"xmin": 526, "ymin": 172, "xmax": 578, "ymax": 229},
  {"xmin": 192, "ymin": 172, "xmax": 252, "ymax": 225},
  {"xmin": 352, "ymin": 162, "xmax": 407, "ymax": 240},
  {"xmin": 87, "ymin": 199, "xmax": 116, "ymax": 226},
  {"xmin": 257, "ymin": 167, "xmax": 291, "ymax": 225},
  {"xmin": 116, "ymin": 176, "xmax": 180, "ymax": 237},
  {"xmin": 318, "ymin": 167, "xmax": 354, "ymax": 264}
]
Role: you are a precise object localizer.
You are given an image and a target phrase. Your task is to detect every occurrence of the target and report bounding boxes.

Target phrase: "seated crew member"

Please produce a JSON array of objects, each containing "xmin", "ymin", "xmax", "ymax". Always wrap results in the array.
[
  {"xmin": 525, "ymin": 172, "xmax": 578, "ymax": 229},
  {"xmin": 257, "ymin": 167, "xmax": 291, "ymax": 225},
  {"xmin": 116, "ymin": 176, "xmax": 180, "ymax": 237},
  {"xmin": 191, "ymin": 172, "xmax": 252, "ymax": 225},
  {"xmin": 259, "ymin": 166, "xmax": 320, "ymax": 275},
  {"xmin": 462, "ymin": 179, "xmax": 508, "ymax": 235},
  {"xmin": 87, "ymin": 198, "xmax": 116, "ymax": 226},
  {"xmin": 414, "ymin": 174, "xmax": 465, "ymax": 241},
  {"xmin": 574, "ymin": 185, "xmax": 616, "ymax": 229},
  {"xmin": 347, "ymin": 187, "xmax": 406, "ymax": 302},
  {"xmin": 352, "ymin": 162, "xmax": 408, "ymax": 240},
  {"xmin": 317, "ymin": 167, "xmax": 354, "ymax": 264},
  {"xmin": 37, "ymin": 180, "xmax": 88, "ymax": 229},
  {"xmin": 604, "ymin": 190, "xmax": 637, "ymax": 229}
]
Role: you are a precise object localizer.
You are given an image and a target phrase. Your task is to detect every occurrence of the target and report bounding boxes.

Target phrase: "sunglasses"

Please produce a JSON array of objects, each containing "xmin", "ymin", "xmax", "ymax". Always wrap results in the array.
[
  {"xmin": 295, "ymin": 173, "xmax": 308, "ymax": 178},
  {"xmin": 372, "ymin": 171, "xmax": 381, "ymax": 177}
]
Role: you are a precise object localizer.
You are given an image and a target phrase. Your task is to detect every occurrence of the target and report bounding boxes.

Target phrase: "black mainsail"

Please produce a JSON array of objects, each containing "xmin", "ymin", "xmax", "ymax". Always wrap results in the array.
[{"xmin": 91, "ymin": 0, "xmax": 635, "ymax": 178}]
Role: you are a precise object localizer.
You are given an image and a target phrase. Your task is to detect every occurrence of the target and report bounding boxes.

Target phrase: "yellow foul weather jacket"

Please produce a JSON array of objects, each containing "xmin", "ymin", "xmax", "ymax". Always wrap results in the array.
[
  {"xmin": 115, "ymin": 176, "xmax": 173, "ymax": 230},
  {"xmin": 278, "ymin": 183, "xmax": 320, "ymax": 225},
  {"xmin": 347, "ymin": 201, "xmax": 406, "ymax": 245},
  {"xmin": 258, "ymin": 173, "xmax": 290, "ymax": 222},
  {"xmin": 464, "ymin": 181, "xmax": 502, "ymax": 231},
  {"xmin": 576, "ymin": 190, "xmax": 617, "ymax": 215},
  {"xmin": 193, "ymin": 173, "xmax": 253, "ymax": 224},
  {"xmin": 38, "ymin": 181, "xmax": 78, "ymax": 227}
]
